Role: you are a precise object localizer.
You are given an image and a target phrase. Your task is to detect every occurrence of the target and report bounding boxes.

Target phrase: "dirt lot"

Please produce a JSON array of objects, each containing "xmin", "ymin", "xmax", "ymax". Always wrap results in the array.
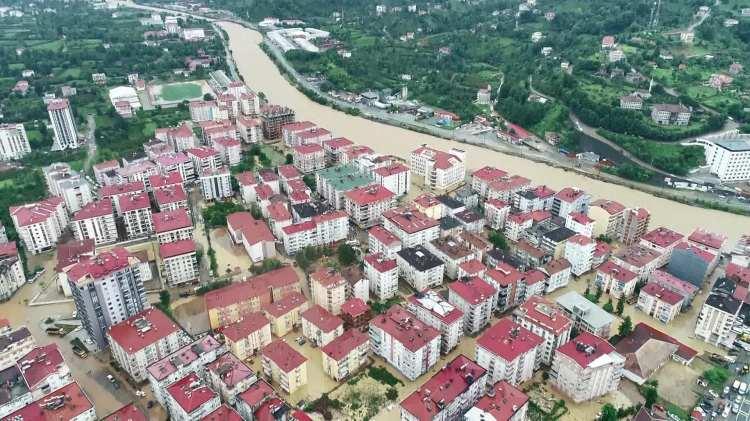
[
  {"xmin": 654, "ymin": 360, "xmax": 705, "ymax": 408},
  {"xmin": 172, "ymin": 295, "xmax": 209, "ymax": 336},
  {"xmin": 329, "ymin": 374, "xmax": 394, "ymax": 420}
]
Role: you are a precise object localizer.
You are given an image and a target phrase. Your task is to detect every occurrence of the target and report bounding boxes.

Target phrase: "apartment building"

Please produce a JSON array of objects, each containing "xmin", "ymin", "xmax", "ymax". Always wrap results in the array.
[
  {"xmin": 262, "ymin": 291, "xmax": 309, "ymax": 337},
  {"xmin": 226, "ymin": 212, "xmax": 276, "ymax": 263},
  {"xmin": 310, "ymin": 268, "xmax": 348, "ymax": 315},
  {"xmin": 464, "ymin": 381, "xmax": 529, "ymax": 421},
  {"xmin": 475, "ymin": 318, "xmax": 542, "ymax": 385},
  {"xmin": 186, "ymin": 146, "xmax": 221, "ymax": 176},
  {"xmin": 344, "ymin": 185, "xmax": 396, "ymax": 228},
  {"xmin": 589, "ymin": 199, "xmax": 625, "ymax": 239},
  {"xmin": 542, "ymin": 258, "xmax": 572, "ymax": 294},
  {"xmin": 301, "ymin": 305, "xmax": 344, "ymax": 346},
  {"xmin": 165, "ymin": 373, "xmax": 220, "ymax": 421},
  {"xmin": 551, "ymin": 332, "xmax": 624, "ymax": 403},
  {"xmin": 484, "ymin": 198, "xmax": 511, "ymax": 230},
  {"xmin": 316, "ymin": 164, "xmax": 375, "ymax": 209},
  {"xmin": 205, "ymin": 353, "xmax": 257, "ymax": 406},
  {"xmin": 340, "ymin": 298, "xmax": 372, "ymax": 331},
  {"xmin": 0, "ymin": 243, "xmax": 26, "ymax": 302},
  {"xmin": 213, "ymin": 137, "xmax": 242, "ymax": 167},
  {"xmin": 612, "ymin": 244, "xmax": 662, "ymax": 281},
  {"xmin": 513, "ymin": 296, "xmax": 572, "ymax": 367},
  {"xmin": 639, "ymin": 227, "xmax": 684, "ymax": 267},
  {"xmin": 281, "ymin": 121, "xmax": 317, "ymax": 146},
  {"xmin": 4, "ymin": 381, "xmax": 95, "ymax": 421},
  {"xmin": 216, "ymin": 312, "xmax": 272, "ymax": 360},
  {"xmin": 0, "ymin": 123, "xmax": 31, "ymax": 160},
  {"xmin": 410, "ymin": 145, "xmax": 466, "ymax": 192},
  {"xmin": 261, "ymin": 340, "xmax": 308, "ymax": 394},
  {"xmin": 619, "ymin": 207, "xmax": 651, "ymax": 245},
  {"xmin": 0, "ymin": 326, "xmax": 35, "ymax": 371},
  {"xmin": 364, "ymin": 252, "xmax": 399, "ymax": 300},
  {"xmin": 471, "ymin": 166, "xmax": 508, "ymax": 197},
  {"xmin": 595, "ymin": 260, "xmax": 638, "ymax": 299},
  {"xmin": 155, "ymin": 153, "xmax": 195, "ymax": 182},
  {"xmin": 564, "ymin": 234, "xmax": 595, "ymax": 276},
  {"xmin": 428, "ymin": 237, "xmax": 480, "ymax": 280},
  {"xmin": 367, "ymin": 225, "xmax": 402, "ymax": 258},
  {"xmin": 107, "ymin": 308, "xmax": 189, "ymax": 382},
  {"xmin": 699, "ymin": 132, "xmax": 750, "ymax": 181},
  {"xmin": 555, "ymin": 291, "xmax": 615, "ymax": 338},
  {"xmin": 68, "ymin": 248, "xmax": 149, "ymax": 348},
  {"xmin": 400, "ymin": 355, "xmax": 487, "ymax": 421},
  {"xmin": 448, "ymin": 277, "xmax": 497, "ymax": 334},
  {"xmin": 48, "ymin": 98, "xmax": 79, "ymax": 150},
  {"xmin": 396, "ymin": 245, "xmax": 446, "ymax": 291},
  {"xmin": 72, "ymin": 200, "xmax": 118, "ymax": 245},
  {"xmin": 636, "ymin": 283, "xmax": 684, "ymax": 324},
  {"xmin": 372, "ymin": 163, "xmax": 410, "ymax": 196},
  {"xmin": 200, "ymin": 167, "xmax": 233, "ymax": 201},
  {"xmin": 100, "ymin": 181, "xmax": 146, "ymax": 215},
  {"xmin": 406, "ymin": 290, "xmax": 464, "ymax": 355},
  {"xmin": 10, "ymin": 197, "xmax": 68, "ymax": 254},
  {"xmin": 369, "ymin": 305, "xmax": 441, "ymax": 381},
  {"xmin": 320, "ymin": 329, "xmax": 369, "ymax": 381},
  {"xmin": 694, "ymin": 279, "xmax": 741, "ymax": 347},
  {"xmin": 565, "ymin": 212, "xmax": 595, "ymax": 237},
  {"xmin": 119, "ymin": 192, "xmax": 153, "ymax": 239},
  {"xmin": 281, "ymin": 210, "xmax": 348, "ymax": 255},
  {"xmin": 551, "ymin": 187, "xmax": 590, "ymax": 218},
  {"xmin": 204, "ymin": 266, "xmax": 300, "ymax": 329},
  {"xmin": 160, "ymin": 239, "xmax": 199, "ymax": 286},
  {"xmin": 293, "ymin": 144, "xmax": 325, "ymax": 174},
  {"xmin": 484, "ymin": 263, "xmax": 523, "ymax": 313}
]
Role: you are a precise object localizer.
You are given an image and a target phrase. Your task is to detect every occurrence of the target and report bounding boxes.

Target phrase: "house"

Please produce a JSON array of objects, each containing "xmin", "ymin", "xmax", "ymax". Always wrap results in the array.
[
  {"xmin": 601, "ymin": 35, "xmax": 616, "ymax": 49},
  {"xmin": 261, "ymin": 340, "xmax": 308, "ymax": 393},
  {"xmin": 448, "ymin": 277, "xmax": 497, "ymax": 333},
  {"xmin": 368, "ymin": 305, "xmax": 441, "ymax": 380},
  {"xmin": 406, "ymin": 290, "xmax": 464, "ymax": 355},
  {"xmin": 614, "ymin": 323, "xmax": 697, "ymax": 385},
  {"xmin": 400, "ymin": 355, "xmax": 487, "ymax": 421},
  {"xmin": 595, "ymin": 260, "xmax": 638, "ymax": 299},
  {"xmin": 409, "ymin": 145, "xmax": 466, "ymax": 192},
  {"xmin": 364, "ymin": 253, "xmax": 399, "ymax": 300},
  {"xmin": 216, "ymin": 312, "xmax": 272, "ymax": 360},
  {"xmin": 475, "ymin": 318, "xmax": 542, "ymax": 385},
  {"xmin": 262, "ymin": 292, "xmax": 309, "ymax": 337},
  {"xmin": 555, "ymin": 291, "xmax": 615, "ymax": 338},
  {"xmin": 513, "ymin": 296, "xmax": 573, "ymax": 367},
  {"xmin": 651, "ymin": 104, "xmax": 691, "ymax": 126},
  {"xmin": 550, "ymin": 332, "xmax": 624, "ymax": 403},
  {"xmin": 396, "ymin": 245, "xmax": 445, "ymax": 291},
  {"xmin": 464, "ymin": 381, "xmax": 529, "ymax": 421},
  {"xmin": 226, "ymin": 212, "xmax": 276, "ymax": 263},
  {"xmin": 636, "ymin": 283, "xmax": 684, "ymax": 324},
  {"xmin": 301, "ymin": 305, "xmax": 344, "ymax": 347},
  {"xmin": 321, "ymin": 329, "xmax": 369, "ymax": 381},
  {"xmin": 619, "ymin": 94, "xmax": 644, "ymax": 110}
]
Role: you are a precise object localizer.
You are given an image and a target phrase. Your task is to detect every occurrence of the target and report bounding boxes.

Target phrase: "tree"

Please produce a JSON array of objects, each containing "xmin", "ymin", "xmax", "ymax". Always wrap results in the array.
[
  {"xmin": 703, "ymin": 367, "xmax": 730, "ymax": 391},
  {"xmin": 386, "ymin": 387, "xmax": 398, "ymax": 401},
  {"xmin": 595, "ymin": 285, "xmax": 603, "ymax": 301},
  {"xmin": 641, "ymin": 380, "xmax": 658, "ymax": 409},
  {"xmin": 616, "ymin": 297, "xmax": 624, "ymax": 315},
  {"xmin": 603, "ymin": 299, "xmax": 613, "ymax": 313},
  {"xmin": 488, "ymin": 230, "xmax": 508, "ymax": 251},
  {"xmin": 203, "ymin": 93, "xmax": 214, "ymax": 101},
  {"xmin": 159, "ymin": 290, "xmax": 171, "ymax": 308},
  {"xmin": 599, "ymin": 404, "xmax": 618, "ymax": 421},
  {"xmin": 303, "ymin": 174, "xmax": 316, "ymax": 190},
  {"xmin": 337, "ymin": 243, "xmax": 357, "ymax": 266},
  {"xmin": 618, "ymin": 316, "xmax": 633, "ymax": 337},
  {"xmin": 285, "ymin": 153, "xmax": 293, "ymax": 164},
  {"xmin": 250, "ymin": 203, "xmax": 262, "ymax": 219}
]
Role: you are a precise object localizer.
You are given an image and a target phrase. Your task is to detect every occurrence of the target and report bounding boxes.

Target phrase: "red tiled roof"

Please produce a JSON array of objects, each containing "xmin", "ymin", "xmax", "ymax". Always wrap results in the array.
[
  {"xmin": 262, "ymin": 340, "xmax": 307, "ymax": 372},
  {"xmin": 614, "ymin": 245, "xmax": 662, "ymax": 268},
  {"xmin": 149, "ymin": 172, "xmax": 183, "ymax": 189},
  {"xmin": 567, "ymin": 234, "xmax": 594, "ymax": 246},
  {"xmin": 727, "ymin": 263, "xmax": 750, "ymax": 286},
  {"xmin": 167, "ymin": 373, "xmax": 216, "ymax": 414},
  {"xmin": 591, "ymin": 199, "xmax": 625, "ymax": 215},
  {"xmin": 217, "ymin": 312, "xmax": 269, "ymax": 342},
  {"xmin": 373, "ymin": 163, "xmax": 409, "ymax": 177},
  {"xmin": 18, "ymin": 344, "xmax": 66, "ymax": 389},
  {"xmin": 448, "ymin": 277, "xmax": 496, "ymax": 305},
  {"xmin": 0, "ymin": 241, "xmax": 18, "ymax": 258},
  {"xmin": 370, "ymin": 305, "xmax": 440, "ymax": 352},
  {"xmin": 556, "ymin": 331, "xmax": 615, "ymax": 368},
  {"xmin": 202, "ymin": 404, "xmax": 243, "ymax": 421},
  {"xmin": 364, "ymin": 252, "xmax": 398, "ymax": 272},
  {"xmin": 102, "ymin": 403, "xmax": 147, "ymax": 421},
  {"xmin": 159, "ymin": 239, "xmax": 196, "ymax": 259},
  {"xmin": 302, "ymin": 305, "xmax": 343, "ymax": 332},
  {"xmin": 293, "ymin": 144, "xmax": 323, "ymax": 154},
  {"xmin": 383, "ymin": 207, "xmax": 439, "ymax": 234},
  {"xmin": 262, "ymin": 291, "xmax": 307, "ymax": 318},
  {"xmin": 522, "ymin": 269, "xmax": 546, "ymax": 286},
  {"xmin": 568, "ymin": 212, "xmax": 594, "ymax": 225},
  {"xmin": 67, "ymin": 247, "xmax": 133, "ymax": 283},
  {"xmin": 459, "ymin": 259, "xmax": 486, "ymax": 276},
  {"xmin": 641, "ymin": 283, "xmax": 684, "ymax": 305},
  {"xmin": 471, "ymin": 381, "xmax": 528, "ymax": 421},
  {"xmin": 282, "ymin": 220, "xmax": 316, "ymax": 236},
  {"xmin": 341, "ymin": 298, "xmax": 370, "ymax": 318},
  {"xmin": 73, "ymin": 200, "xmax": 113, "ymax": 221},
  {"xmin": 282, "ymin": 121, "xmax": 316, "ymax": 133},
  {"xmin": 345, "ymin": 185, "xmax": 395, "ymax": 206},
  {"xmin": 485, "ymin": 198, "xmax": 509, "ymax": 210},
  {"xmin": 673, "ymin": 242, "xmax": 716, "ymax": 264},
  {"xmin": 55, "ymin": 239, "xmax": 95, "ymax": 272},
  {"xmin": 107, "ymin": 308, "xmax": 181, "ymax": 353},
  {"xmin": 206, "ymin": 353, "xmax": 254, "ymax": 389},
  {"xmin": 10, "ymin": 197, "xmax": 64, "ymax": 227},
  {"xmin": 485, "ymin": 263, "xmax": 523, "ymax": 287},
  {"xmin": 554, "ymin": 187, "xmax": 587, "ymax": 203},
  {"xmin": 47, "ymin": 98, "xmax": 70, "ymax": 111},
  {"xmin": 152, "ymin": 208, "xmax": 191, "ymax": 233},
  {"xmin": 255, "ymin": 398, "xmax": 287, "ymax": 421},
  {"xmin": 543, "ymin": 258, "xmax": 571, "ymax": 275},
  {"xmin": 594, "ymin": 241, "xmax": 612, "ymax": 258},
  {"xmin": 227, "ymin": 212, "xmax": 274, "ymax": 244},
  {"xmin": 258, "ymin": 169, "xmax": 279, "ymax": 183},
  {"xmin": 641, "ymin": 227, "xmax": 684, "ymax": 248},
  {"xmin": 400, "ymin": 355, "xmax": 487, "ymax": 420},
  {"xmin": 412, "ymin": 146, "xmax": 463, "ymax": 169},
  {"xmin": 413, "ymin": 193, "xmax": 440, "ymax": 209},
  {"xmin": 311, "ymin": 267, "xmax": 346, "ymax": 288},
  {"xmin": 615, "ymin": 322, "xmax": 697, "ymax": 363},
  {"xmin": 296, "ymin": 127, "xmax": 330, "ymax": 139},
  {"xmin": 5, "ymin": 381, "xmax": 93, "ymax": 421},
  {"xmin": 488, "ymin": 175, "xmax": 531, "ymax": 194},
  {"xmin": 235, "ymin": 171, "xmax": 256, "ymax": 187},
  {"xmin": 118, "ymin": 192, "xmax": 151, "ymax": 213},
  {"xmin": 597, "ymin": 260, "xmax": 638, "ymax": 284},
  {"xmin": 516, "ymin": 296, "xmax": 571, "ymax": 335},
  {"xmin": 186, "ymin": 146, "xmax": 218, "ymax": 160},
  {"xmin": 267, "ymin": 202, "xmax": 292, "ymax": 221},
  {"xmin": 529, "ymin": 185, "xmax": 556, "ymax": 199},
  {"xmin": 154, "ymin": 185, "xmax": 188, "ymax": 206},
  {"xmin": 205, "ymin": 266, "xmax": 298, "ymax": 311},
  {"xmin": 100, "ymin": 181, "xmax": 145, "ymax": 198},
  {"xmin": 323, "ymin": 137, "xmax": 354, "ymax": 150},
  {"xmin": 237, "ymin": 379, "xmax": 275, "ymax": 408},
  {"xmin": 688, "ymin": 229, "xmax": 726, "ymax": 250},
  {"xmin": 254, "ymin": 183, "xmax": 274, "ymax": 200},
  {"xmin": 472, "ymin": 166, "xmax": 508, "ymax": 182},
  {"xmin": 155, "ymin": 152, "xmax": 190, "ymax": 167},
  {"xmin": 368, "ymin": 225, "xmax": 401, "ymax": 246},
  {"xmin": 477, "ymin": 318, "xmax": 542, "ymax": 362},
  {"xmin": 277, "ymin": 164, "xmax": 301, "ymax": 180}
]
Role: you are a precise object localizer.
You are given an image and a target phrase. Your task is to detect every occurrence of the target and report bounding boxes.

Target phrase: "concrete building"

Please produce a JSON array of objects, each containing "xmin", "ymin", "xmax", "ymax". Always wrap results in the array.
[
  {"xmin": 216, "ymin": 312, "xmax": 271, "ymax": 360},
  {"xmin": 542, "ymin": 258, "xmax": 572, "ymax": 294},
  {"xmin": 226, "ymin": 212, "xmax": 276, "ymax": 263},
  {"xmin": 550, "ymin": 332, "xmax": 624, "ymax": 403},
  {"xmin": 651, "ymin": 103, "xmax": 691, "ymax": 125},
  {"xmin": 159, "ymin": 239, "xmax": 199, "ymax": 286},
  {"xmin": 551, "ymin": 187, "xmax": 590, "ymax": 218},
  {"xmin": 205, "ymin": 353, "xmax": 256, "ymax": 405},
  {"xmin": 165, "ymin": 372, "xmax": 220, "ymax": 421},
  {"xmin": 152, "ymin": 209, "xmax": 193, "ymax": 245},
  {"xmin": 0, "ymin": 243, "xmax": 26, "ymax": 302},
  {"xmin": 369, "ymin": 305, "xmax": 441, "ymax": 380},
  {"xmin": 72, "ymin": 200, "xmax": 118, "ymax": 245},
  {"xmin": 484, "ymin": 199, "xmax": 511, "ymax": 230},
  {"xmin": 301, "ymin": 305, "xmax": 344, "ymax": 347},
  {"xmin": 475, "ymin": 318, "xmax": 542, "ymax": 385},
  {"xmin": 67, "ymin": 248, "xmax": 148, "ymax": 349},
  {"xmin": 694, "ymin": 279, "xmax": 742, "ymax": 347},
  {"xmin": 448, "ymin": 277, "xmax": 497, "ymax": 334},
  {"xmin": 262, "ymin": 291, "xmax": 309, "ymax": 337},
  {"xmin": 261, "ymin": 339, "xmax": 308, "ymax": 393},
  {"xmin": 107, "ymin": 308, "xmax": 189, "ymax": 382},
  {"xmin": 636, "ymin": 283, "xmax": 684, "ymax": 324},
  {"xmin": 364, "ymin": 252, "xmax": 399, "ymax": 300},
  {"xmin": 320, "ymin": 329, "xmax": 369, "ymax": 381},
  {"xmin": 293, "ymin": 144, "xmax": 325, "ymax": 173},
  {"xmin": 368, "ymin": 225, "xmax": 403, "ymax": 258},
  {"xmin": 315, "ymin": 164, "xmax": 375, "ymax": 209},
  {"xmin": 639, "ymin": 227, "xmax": 684, "ymax": 267},
  {"xmin": 564, "ymin": 234, "xmax": 595, "ymax": 276},
  {"xmin": 697, "ymin": 132, "xmax": 750, "ymax": 181},
  {"xmin": 410, "ymin": 145, "xmax": 466, "ymax": 192},
  {"xmin": 619, "ymin": 207, "xmax": 650, "ymax": 245},
  {"xmin": 612, "ymin": 244, "xmax": 662, "ymax": 282},
  {"xmin": 555, "ymin": 291, "xmax": 615, "ymax": 338},
  {"xmin": 513, "ymin": 296, "xmax": 573, "ymax": 367},
  {"xmin": 344, "ymin": 185, "xmax": 396, "ymax": 228},
  {"xmin": 396, "ymin": 245, "xmax": 445, "ymax": 291},
  {"xmin": 428, "ymin": 237, "xmax": 480, "ymax": 280},
  {"xmin": 589, "ymin": 199, "xmax": 625, "ymax": 239},
  {"xmin": 406, "ymin": 290, "xmax": 464, "ymax": 355},
  {"xmin": 595, "ymin": 260, "xmax": 639, "ymax": 299},
  {"xmin": 119, "ymin": 192, "xmax": 153, "ymax": 239},
  {"xmin": 3, "ymin": 381, "xmax": 95, "ymax": 421},
  {"xmin": 667, "ymin": 242, "xmax": 716, "ymax": 287},
  {"xmin": 47, "ymin": 99, "xmax": 79, "ymax": 150},
  {"xmin": 0, "ymin": 123, "xmax": 30, "ymax": 160},
  {"xmin": 10, "ymin": 197, "xmax": 68, "ymax": 254},
  {"xmin": 565, "ymin": 212, "xmax": 594, "ymax": 238},
  {"xmin": 372, "ymin": 163, "xmax": 410, "ymax": 196},
  {"xmin": 0, "ymin": 326, "xmax": 35, "ymax": 371},
  {"xmin": 464, "ymin": 381, "xmax": 529, "ymax": 421},
  {"xmin": 281, "ymin": 211, "xmax": 348, "ymax": 255},
  {"xmin": 200, "ymin": 168, "xmax": 233, "ymax": 201},
  {"xmin": 310, "ymin": 268, "xmax": 348, "ymax": 315},
  {"xmin": 260, "ymin": 105, "xmax": 295, "ymax": 140},
  {"xmin": 400, "ymin": 355, "xmax": 487, "ymax": 421}
]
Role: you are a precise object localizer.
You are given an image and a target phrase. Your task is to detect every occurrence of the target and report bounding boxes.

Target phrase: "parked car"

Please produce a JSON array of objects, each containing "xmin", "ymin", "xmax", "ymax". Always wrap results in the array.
[
  {"xmin": 733, "ymin": 402, "xmax": 740, "ymax": 414},
  {"xmin": 740, "ymin": 382, "xmax": 748, "ymax": 395}
]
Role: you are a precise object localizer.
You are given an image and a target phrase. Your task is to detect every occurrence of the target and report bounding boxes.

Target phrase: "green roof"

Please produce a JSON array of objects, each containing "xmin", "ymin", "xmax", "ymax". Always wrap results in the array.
[{"xmin": 317, "ymin": 164, "xmax": 374, "ymax": 191}]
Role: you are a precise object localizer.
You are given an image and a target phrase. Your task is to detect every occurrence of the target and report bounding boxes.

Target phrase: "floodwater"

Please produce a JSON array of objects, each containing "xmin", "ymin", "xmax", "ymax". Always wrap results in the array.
[{"xmin": 218, "ymin": 21, "xmax": 750, "ymax": 244}]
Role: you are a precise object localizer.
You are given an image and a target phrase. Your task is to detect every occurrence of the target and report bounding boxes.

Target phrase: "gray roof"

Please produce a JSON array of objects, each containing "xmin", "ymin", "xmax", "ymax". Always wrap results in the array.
[
  {"xmin": 397, "ymin": 246, "xmax": 444, "ymax": 272},
  {"xmin": 714, "ymin": 137, "xmax": 750, "ymax": 152},
  {"xmin": 556, "ymin": 291, "xmax": 615, "ymax": 329}
]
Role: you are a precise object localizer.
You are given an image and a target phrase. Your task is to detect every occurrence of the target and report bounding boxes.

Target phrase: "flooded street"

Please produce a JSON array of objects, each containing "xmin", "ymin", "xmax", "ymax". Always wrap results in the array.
[{"xmin": 218, "ymin": 21, "xmax": 750, "ymax": 243}]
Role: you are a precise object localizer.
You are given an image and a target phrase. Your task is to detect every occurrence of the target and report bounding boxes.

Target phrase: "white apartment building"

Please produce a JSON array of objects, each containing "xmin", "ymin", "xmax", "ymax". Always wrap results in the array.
[
  {"xmin": 165, "ymin": 373, "xmax": 220, "ymax": 421},
  {"xmin": 301, "ymin": 305, "xmax": 344, "ymax": 347},
  {"xmin": 636, "ymin": 283, "xmax": 684, "ymax": 324},
  {"xmin": 396, "ymin": 246, "xmax": 445, "ymax": 291},
  {"xmin": 471, "ymin": 166, "xmax": 508, "ymax": 198},
  {"xmin": 48, "ymin": 99, "xmax": 79, "ymax": 150},
  {"xmin": 694, "ymin": 288, "xmax": 741, "ymax": 347},
  {"xmin": 205, "ymin": 354, "xmax": 257, "ymax": 406},
  {"xmin": 100, "ymin": 181, "xmax": 146, "ymax": 215},
  {"xmin": 696, "ymin": 131, "xmax": 750, "ymax": 181},
  {"xmin": 406, "ymin": 290, "xmax": 464, "ymax": 355},
  {"xmin": 200, "ymin": 168, "xmax": 233, "ymax": 201},
  {"xmin": 565, "ymin": 212, "xmax": 595, "ymax": 237},
  {"xmin": 464, "ymin": 381, "xmax": 529, "ymax": 421},
  {"xmin": 72, "ymin": 200, "xmax": 118, "ymax": 245},
  {"xmin": 475, "ymin": 318, "xmax": 542, "ymax": 385},
  {"xmin": 369, "ymin": 305, "xmax": 441, "ymax": 381},
  {"xmin": 552, "ymin": 187, "xmax": 590, "ymax": 218},
  {"xmin": 0, "ymin": 123, "xmax": 30, "ymax": 160},
  {"xmin": 612, "ymin": 244, "xmax": 662, "ymax": 282},
  {"xmin": 0, "ymin": 326, "xmax": 35, "ymax": 371},
  {"xmin": 107, "ymin": 308, "xmax": 189, "ymax": 382},
  {"xmin": 281, "ymin": 210, "xmax": 348, "ymax": 255},
  {"xmin": 595, "ymin": 260, "xmax": 638, "ymax": 299},
  {"xmin": 186, "ymin": 146, "xmax": 221, "ymax": 177},
  {"xmin": 213, "ymin": 137, "xmax": 242, "ymax": 167},
  {"xmin": 513, "ymin": 296, "xmax": 573, "ymax": 366},
  {"xmin": 484, "ymin": 198, "xmax": 511, "ymax": 230},
  {"xmin": 372, "ymin": 163, "xmax": 410, "ymax": 196},
  {"xmin": 10, "ymin": 197, "xmax": 68, "ymax": 254},
  {"xmin": 344, "ymin": 185, "xmax": 396, "ymax": 228},
  {"xmin": 639, "ymin": 227, "xmax": 684, "ymax": 268},
  {"xmin": 310, "ymin": 268, "xmax": 348, "ymax": 315},
  {"xmin": 159, "ymin": 240, "xmax": 199, "ymax": 287},
  {"xmin": 542, "ymin": 258, "xmax": 572, "ymax": 294},
  {"xmin": 382, "ymin": 207, "xmax": 440, "ymax": 248},
  {"xmin": 448, "ymin": 277, "xmax": 497, "ymax": 334},
  {"xmin": 410, "ymin": 145, "xmax": 466, "ymax": 192},
  {"xmin": 293, "ymin": 144, "xmax": 325, "ymax": 174},
  {"xmin": 364, "ymin": 253, "xmax": 399, "ymax": 300},
  {"xmin": 367, "ymin": 225, "xmax": 402, "ymax": 258},
  {"xmin": 153, "ymin": 209, "xmax": 193, "ymax": 245},
  {"xmin": 551, "ymin": 332, "xmax": 624, "ymax": 403},
  {"xmin": 0, "ymin": 243, "xmax": 27, "ymax": 301},
  {"xmin": 320, "ymin": 329, "xmax": 369, "ymax": 381},
  {"xmin": 564, "ymin": 234, "xmax": 595, "ymax": 276},
  {"xmin": 428, "ymin": 237, "xmax": 480, "ymax": 280},
  {"xmin": 119, "ymin": 192, "xmax": 153, "ymax": 239}
]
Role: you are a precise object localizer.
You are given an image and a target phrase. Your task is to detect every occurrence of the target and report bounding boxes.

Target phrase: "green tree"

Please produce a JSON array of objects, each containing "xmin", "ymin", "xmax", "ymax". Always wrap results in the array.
[
  {"xmin": 603, "ymin": 299, "xmax": 613, "ymax": 313},
  {"xmin": 703, "ymin": 367, "xmax": 730, "ymax": 391},
  {"xmin": 386, "ymin": 387, "xmax": 398, "ymax": 401},
  {"xmin": 159, "ymin": 290, "xmax": 171, "ymax": 308},
  {"xmin": 285, "ymin": 153, "xmax": 293, "ymax": 164},
  {"xmin": 337, "ymin": 244, "xmax": 357, "ymax": 266},
  {"xmin": 250, "ymin": 203, "xmax": 262, "ymax": 219},
  {"xmin": 303, "ymin": 174, "xmax": 316, "ymax": 190},
  {"xmin": 599, "ymin": 404, "xmax": 617, "ymax": 421},
  {"xmin": 616, "ymin": 297, "xmax": 624, "ymax": 316},
  {"xmin": 618, "ymin": 316, "xmax": 633, "ymax": 337},
  {"xmin": 640, "ymin": 380, "xmax": 658, "ymax": 409},
  {"xmin": 488, "ymin": 230, "xmax": 508, "ymax": 251}
]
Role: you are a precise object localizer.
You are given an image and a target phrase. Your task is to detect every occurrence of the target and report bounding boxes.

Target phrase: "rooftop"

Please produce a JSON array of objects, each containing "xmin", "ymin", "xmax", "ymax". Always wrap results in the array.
[
  {"xmin": 18, "ymin": 344, "xmax": 66, "ymax": 389},
  {"xmin": 468, "ymin": 381, "xmax": 528, "ymax": 421},
  {"xmin": 217, "ymin": 312, "xmax": 270, "ymax": 342},
  {"xmin": 237, "ymin": 379, "xmax": 275, "ymax": 408},
  {"xmin": 370, "ymin": 305, "xmax": 440, "ymax": 352},
  {"xmin": 9, "ymin": 197, "xmax": 65, "ymax": 227},
  {"xmin": 364, "ymin": 252, "xmax": 398, "ymax": 273},
  {"xmin": 345, "ymin": 185, "xmax": 395, "ymax": 206},
  {"xmin": 167, "ymin": 372, "xmax": 216, "ymax": 414},
  {"xmin": 107, "ymin": 308, "xmax": 182, "ymax": 354},
  {"xmin": 591, "ymin": 199, "xmax": 625, "ymax": 215},
  {"xmin": 5, "ymin": 381, "xmax": 93, "ymax": 421},
  {"xmin": 448, "ymin": 277, "xmax": 496, "ymax": 305},
  {"xmin": 640, "ymin": 283, "xmax": 684, "ymax": 305},
  {"xmin": 320, "ymin": 329, "xmax": 368, "ymax": 361},
  {"xmin": 597, "ymin": 260, "xmax": 638, "ymax": 284},
  {"xmin": 688, "ymin": 229, "xmax": 726, "ymax": 250},
  {"xmin": 159, "ymin": 239, "xmax": 197, "ymax": 259},
  {"xmin": 154, "ymin": 185, "xmax": 188, "ymax": 205},
  {"xmin": 316, "ymin": 164, "xmax": 374, "ymax": 192},
  {"xmin": 411, "ymin": 145, "xmax": 463, "ymax": 170},
  {"xmin": 73, "ymin": 200, "xmax": 113, "ymax": 221},
  {"xmin": 227, "ymin": 212, "xmax": 275, "ymax": 244},
  {"xmin": 55, "ymin": 239, "xmax": 96, "ymax": 272},
  {"xmin": 341, "ymin": 298, "xmax": 370, "ymax": 318},
  {"xmin": 397, "ymin": 246, "xmax": 444, "ymax": 272},
  {"xmin": 118, "ymin": 192, "xmax": 151, "ymax": 213},
  {"xmin": 431, "ymin": 237, "xmax": 474, "ymax": 260},
  {"xmin": 102, "ymin": 403, "xmax": 147, "ymax": 421},
  {"xmin": 556, "ymin": 291, "xmax": 616, "ymax": 330},
  {"xmin": 67, "ymin": 248, "xmax": 134, "ymax": 284},
  {"xmin": 641, "ymin": 227, "xmax": 684, "ymax": 248},
  {"xmin": 262, "ymin": 340, "xmax": 307, "ymax": 372},
  {"xmin": 407, "ymin": 290, "xmax": 463, "ymax": 324},
  {"xmin": 476, "ymin": 318, "xmax": 543, "ymax": 362},
  {"xmin": 206, "ymin": 353, "xmax": 255, "ymax": 389},
  {"xmin": 554, "ymin": 187, "xmax": 587, "ymax": 203},
  {"xmin": 149, "ymin": 172, "xmax": 183, "ymax": 189},
  {"xmin": 204, "ymin": 266, "xmax": 298, "ymax": 311},
  {"xmin": 262, "ymin": 291, "xmax": 307, "ymax": 318},
  {"xmin": 147, "ymin": 336, "xmax": 223, "ymax": 381},
  {"xmin": 515, "ymin": 296, "xmax": 572, "ymax": 335},
  {"xmin": 556, "ymin": 331, "xmax": 618, "ymax": 368},
  {"xmin": 301, "ymin": 305, "xmax": 343, "ymax": 333},
  {"xmin": 383, "ymin": 207, "xmax": 439, "ymax": 234},
  {"xmin": 616, "ymin": 322, "xmax": 697, "ymax": 370},
  {"xmin": 99, "ymin": 181, "xmax": 145, "ymax": 198},
  {"xmin": 614, "ymin": 245, "xmax": 662, "ymax": 268},
  {"xmin": 152, "ymin": 208, "xmax": 191, "ymax": 233},
  {"xmin": 202, "ymin": 404, "xmax": 243, "ymax": 421},
  {"xmin": 472, "ymin": 166, "xmax": 508, "ymax": 182}
]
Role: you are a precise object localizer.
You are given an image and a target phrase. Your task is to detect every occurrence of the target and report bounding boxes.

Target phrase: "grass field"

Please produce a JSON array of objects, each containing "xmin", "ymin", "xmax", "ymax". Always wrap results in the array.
[{"xmin": 158, "ymin": 82, "xmax": 203, "ymax": 101}]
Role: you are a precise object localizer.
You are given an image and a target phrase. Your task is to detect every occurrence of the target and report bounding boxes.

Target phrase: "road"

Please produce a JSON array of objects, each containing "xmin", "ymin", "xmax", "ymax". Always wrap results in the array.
[{"xmin": 83, "ymin": 113, "xmax": 97, "ymax": 170}]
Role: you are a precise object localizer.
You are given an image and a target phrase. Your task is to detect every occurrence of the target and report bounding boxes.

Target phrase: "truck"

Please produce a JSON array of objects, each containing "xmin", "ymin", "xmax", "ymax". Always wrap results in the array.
[{"xmin": 711, "ymin": 353, "xmax": 738, "ymax": 364}]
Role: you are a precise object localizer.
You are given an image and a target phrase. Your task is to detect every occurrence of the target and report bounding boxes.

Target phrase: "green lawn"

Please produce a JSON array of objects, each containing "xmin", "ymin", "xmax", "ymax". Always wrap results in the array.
[
  {"xmin": 28, "ymin": 39, "xmax": 63, "ymax": 52},
  {"xmin": 158, "ymin": 82, "xmax": 203, "ymax": 101}
]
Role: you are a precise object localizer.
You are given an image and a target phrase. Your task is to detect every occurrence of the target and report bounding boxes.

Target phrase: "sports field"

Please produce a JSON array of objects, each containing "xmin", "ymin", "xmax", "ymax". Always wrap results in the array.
[{"xmin": 149, "ymin": 80, "xmax": 211, "ymax": 106}]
